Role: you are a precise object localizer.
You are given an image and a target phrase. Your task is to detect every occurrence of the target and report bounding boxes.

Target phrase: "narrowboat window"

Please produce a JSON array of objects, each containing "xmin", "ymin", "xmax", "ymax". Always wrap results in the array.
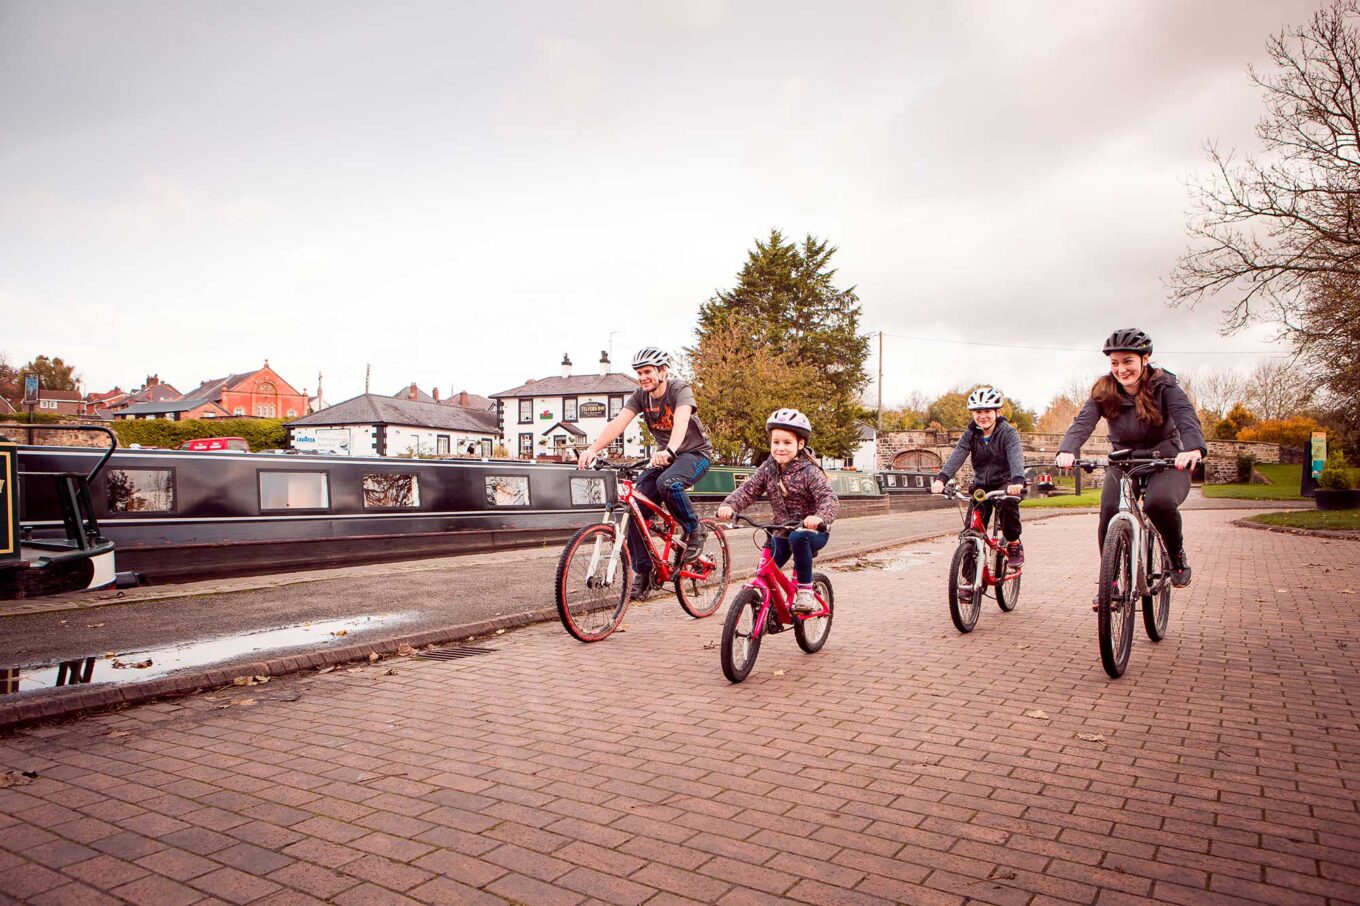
[
  {"xmin": 915, "ymin": 476, "xmax": 924, "ymax": 487},
  {"xmin": 107, "ymin": 469, "xmax": 175, "ymax": 513},
  {"xmin": 518, "ymin": 400, "xmax": 532, "ymax": 424},
  {"xmin": 570, "ymin": 477, "xmax": 606, "ymax": 506},
  {"xmin": 887, "ymin": 475, "xmax": 898, "ymax": 487},
  {"xmin": 563, "ymin": 397, "xmax": 578, "ymax": 422},
  {"xmin": 363, "ymin": 473, "xmax": 420, "ymax": 508},
  {"xmin": 486, "ymin": 475, "xmax": 530, "ymax": 507},
  {"xmin": 259, "ymin": 471, "xmax": 329, "ymax": 510}
]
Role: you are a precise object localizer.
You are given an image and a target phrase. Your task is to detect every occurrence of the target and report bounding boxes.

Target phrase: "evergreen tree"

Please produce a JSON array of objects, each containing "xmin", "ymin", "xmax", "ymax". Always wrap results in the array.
[
  {"xmin": 691, "ymin": 230, "xmax": 870, "ymax": 460},
  {"xmin": 19, "ymin": 355, "xmax": 79, "ymax": 392}
]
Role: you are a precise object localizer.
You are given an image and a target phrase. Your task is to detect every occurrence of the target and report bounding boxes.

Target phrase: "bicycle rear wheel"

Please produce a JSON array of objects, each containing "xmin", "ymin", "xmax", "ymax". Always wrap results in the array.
[
  {"xmin": 720, "ymin": 588, "xmax": 763, "ymax": 683},
  {"xmin": 1097, "ymin": 520, "xmax": 1136, "ymax": 677},
  {"xmin": 794, "ymin": 573, "xmax": 834, "ymax": 653},
  {"xmin": 947, "ymin": 539, "xmax": 982, "ymax": 633},
  {"xmin": 555, "ymin": 523, "xmax": 632, "ymax": 642},
  {"xmin": 676, "ymin": 519, "xmax": 731, "ymax": 618},
  {"xmin": 996, "ymin": 549, "xmax": 1020, "ymax": 612},
  {"xmin": 1142, "ymin": 534, "xmax": 1171, "ymax": 642}
]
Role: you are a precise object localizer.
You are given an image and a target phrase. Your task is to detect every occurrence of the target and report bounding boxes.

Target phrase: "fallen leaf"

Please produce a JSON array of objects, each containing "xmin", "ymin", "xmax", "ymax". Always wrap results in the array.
[
  {"xmin": 86, "ymin": 623, "xmax": 105, "ymax": 629},
  {"xmin": 773, "ymin": 669, "xmax": 785, "ymax": 676},
  {"xmin": 58, "ymin": 619, "xmax": 68, "ymax": 626},
  {"xmin": 232, "ymin": 676, "xmax": 253, "ymax": 686},
  {"xmin": 252, "ymin": 675, "xmax": 270, "ymax": 684},
  {"xmin": 331, "ymin": 629, "xmax": 348, "ymax": 637},
  {"xmin": 702, "ymin": 641, "xmax": 717, "ymax": 650},
  {"xmin": 1024, "ymin": 709, "xmax": 1051, "ymax": 721},
  {"xmin": 111, "ymin": 659, "xmax": 153, "ymax": 670},
  {"xmin": 0, "ymin": 772, "xmax": 35, "ymax": 789},
  {"xmin": 368, "ymin": 652, "xmax": 380, "ymax": 662},
  {"xmin": 316, "ymin": 666, "xmax": 335, "ymax": 674},
  {"xmin": 383, "ymin": 668, "xmax": 398, "ymax": 676},
  {"xmin": 236, "ymin": 698, "xmax": 257, "ymax": 707},
  {"xmin": 495, "ymin": 629, "xmax": 506, "ymax": 635},
  {"xmin": 396, "ymin": 644, "xmax": 417, "ymax": 657},
  {"xmin": 1015, "ymin": 644, "xmax": 1030, "ymax": 650},
  {"xmin": 1275, "ymin": 588, "xmax": 1289, "ymax": 593},
  {"xmin": 103, "ymin": 651, "xmax": 117, "ymax": 658},
  {"xmin": 106, "ymin": 731, "xmax": 130, "ymax": 738},
  {"xmin": 1077, "ymin": 732, "xmax": 1107, "ymax": 743}
]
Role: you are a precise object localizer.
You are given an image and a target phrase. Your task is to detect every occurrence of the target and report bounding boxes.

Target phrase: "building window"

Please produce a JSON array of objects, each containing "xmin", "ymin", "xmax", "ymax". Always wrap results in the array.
[
  {"xmin": 106, "ymin": 469, "xmax": 175, "ymax": 513},
  {"xmin": 234, "ymin": 407, "xmax": 245, "ymax": 416},
  {"xmin": 286, "ymin": 409, "xmax": 297, "ymax": 418},
  {"xmin": 518, "ymin": 433, "xmax": 533, "ymax": 458},
  {"xmin": 563, "ymin": 397, "xmax": 578, "ymax": 422},
  {"xmin": 39, "ymin": 400, "xmax": 59, "ymax": 410},
  {"xmin": 203, "ymin": 411, "xmax": 216, "ymax": 419},
  {"xmin": 607, "ymin": 438, "xmax": 624, "ymax": 457},
  {"xmin": 255, "ymin": 402, "xmax": 277, "ymax": 418},
  {"xmin": 480, "ymin": 439, "xmax": 493, "ymax": 457},
  {"xmin": 363, "ymin": 473, "xmax": 420, "ymax": 508},
  {"xmin": 608, "ymin": 395, "xmax": 623, "ymax": 419},
  {"xmin": 518, "ymin": 400, "xmax": 532, "ymax": 424},
  {"xmin": 436, "ymin": 435, "xmax": 450, "ymax": 456},
  {"xmin": 259, "ymin": 471, "xmax": 330, "ymax": 510}
]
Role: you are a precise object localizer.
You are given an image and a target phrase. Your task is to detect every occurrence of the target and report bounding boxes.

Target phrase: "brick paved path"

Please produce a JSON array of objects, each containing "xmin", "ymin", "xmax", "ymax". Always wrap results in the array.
[{"xmin": 1, "ymin": 509, "xmax": 1357, "ymax": 905}]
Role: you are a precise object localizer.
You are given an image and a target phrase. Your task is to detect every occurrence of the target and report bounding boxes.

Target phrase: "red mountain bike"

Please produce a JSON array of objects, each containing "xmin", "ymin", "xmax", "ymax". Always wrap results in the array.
[
  {"xmin": 940, "ymin": 481, "xmax": 1022, "ymax": 633},
  {"xmin": 554, "ymin": 459, "xmax": 730, "ymax": 642}
]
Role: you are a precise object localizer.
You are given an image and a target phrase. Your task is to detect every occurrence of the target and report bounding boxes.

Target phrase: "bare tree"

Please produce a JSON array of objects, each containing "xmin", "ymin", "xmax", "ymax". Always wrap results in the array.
[
  {"xmin": 1179, "ymin": 366, "xmax": 1248, "ymax": 422},
  {"xmin": 1243, "ymin": 358, "xmax": 1316, "ymax": 420}
]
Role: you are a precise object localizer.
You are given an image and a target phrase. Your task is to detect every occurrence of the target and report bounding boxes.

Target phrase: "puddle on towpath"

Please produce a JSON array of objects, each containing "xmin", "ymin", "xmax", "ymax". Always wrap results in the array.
[
  {"xmin": 835, "ymin": 548, "xmax": 941, "ymax": 572},
  {"xmin": 1, "ymin": 612, "xmax": 416, "ymax": 696}
]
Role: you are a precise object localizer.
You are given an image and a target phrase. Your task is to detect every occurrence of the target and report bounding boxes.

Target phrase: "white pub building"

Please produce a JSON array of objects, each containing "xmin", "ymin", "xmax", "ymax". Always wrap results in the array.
[{"xmin": 491, "ymin": 353, "xmax": 645, "ymax": 461}]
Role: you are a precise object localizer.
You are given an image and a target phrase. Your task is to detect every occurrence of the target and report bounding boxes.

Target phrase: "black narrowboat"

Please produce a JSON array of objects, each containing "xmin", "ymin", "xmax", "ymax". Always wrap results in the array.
[{"xmin": 17, "ymin": 446, "xmax": 617, "ymax": 583}]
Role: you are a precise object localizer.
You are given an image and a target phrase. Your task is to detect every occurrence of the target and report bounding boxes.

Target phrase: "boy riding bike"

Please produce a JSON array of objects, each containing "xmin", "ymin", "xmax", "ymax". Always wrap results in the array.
[
  {"xmin": 579, "ymin": 347, "xmax": 715, "ymax": 600},
  {"xmin": 716, "ymin": 409, "xmax": 839, "ymax": 613},
  {"xmin": 931, "ymin": 387, "xmax": 1027, "ymax": 568}
]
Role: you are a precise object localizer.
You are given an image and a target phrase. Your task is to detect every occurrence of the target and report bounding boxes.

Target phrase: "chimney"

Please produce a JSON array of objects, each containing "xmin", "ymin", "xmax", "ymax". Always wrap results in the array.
[
  {"xmin": 146, "ymin": 374, "xmax": 159, "ymax": 388},
  {"xmin": 599, "ymin": 350, "xmax": 610, "ymax": 375},
  {"xmin": 432, "ymin": 387, "xmax": 440, "ymax": 402},
  {"xmin": 561, "ymin": 354, "xmax": 572, "ymax": 378},
  {"xmin": 408, "ymin": 382, "xmax": 418, "ymax": 401},
  {"xmin": 458, "ymin": 390, "xmax": 470, "ymax": 407}
]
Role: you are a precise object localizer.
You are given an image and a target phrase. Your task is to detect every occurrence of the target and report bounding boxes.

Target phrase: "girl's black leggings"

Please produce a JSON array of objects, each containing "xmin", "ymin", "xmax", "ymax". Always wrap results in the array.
[{"xmin": 1098, "ymin": 467, "xmax": 1191, "ymax": 554}]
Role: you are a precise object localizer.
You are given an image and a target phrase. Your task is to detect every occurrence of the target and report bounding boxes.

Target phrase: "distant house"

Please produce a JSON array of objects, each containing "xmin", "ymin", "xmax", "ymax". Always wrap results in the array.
[
  {"xmin": 0, "ymin": 397, "xmax": 15, "ymax": 415},
  {"xmin": 104, "ymin": 375, "xmax": 183, "ymax": 414},
  {"xmin": 33, "ymin": 389, "xmax": 84, "ymax": 416},
  {"xmin": 181, "ymin": 361, "xmax": 307, "ymax": 420},
  {"xmin": 114, "ymin": 399, "xmax": 231, "ymax": 421},
  {"xmin": 285, "ymin": 394, "xmax": 501, "ymax": 457},
  {"xmin": 447, "ymin": 390, "xmax": 496, "ymax": 412},
  {"xmin": 490, "ymin": 353, "xmax": 641, "ymax": 461}
]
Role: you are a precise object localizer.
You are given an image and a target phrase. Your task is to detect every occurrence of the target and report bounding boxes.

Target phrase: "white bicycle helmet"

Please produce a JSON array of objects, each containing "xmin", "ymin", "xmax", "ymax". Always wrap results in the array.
[
  {"xmin": 967, "ymin": 387, "xmax": 1004, "ymax": 410},
  {"xmin": 766, "ymin": 408, "xmax": 812, "ymax": 440},
  {"xmin": 631, "ymin": 346, "xmax": 670, "ymax": 369}
]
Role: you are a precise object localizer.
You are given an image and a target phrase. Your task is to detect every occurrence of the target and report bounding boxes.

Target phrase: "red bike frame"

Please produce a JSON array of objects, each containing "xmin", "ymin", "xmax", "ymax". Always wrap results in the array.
[
  {"xmin": 965, "ymin": 499, "xmax": 1012, "ymax": 588},
  {"xmin": 743, "ymin": 538, "xmax": 830, "ymax": 640},
  {"xmin": 614, "ymin": 475, "xmax": 716, "ymax": 584}
]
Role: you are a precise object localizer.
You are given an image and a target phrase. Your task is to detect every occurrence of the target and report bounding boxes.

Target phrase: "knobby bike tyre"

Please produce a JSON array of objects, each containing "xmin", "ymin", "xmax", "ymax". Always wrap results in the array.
[
  {"xmin": 794, "ymin": 573, "xmax": 835, "ymax": 654},
  {"xmin": 720, "ymin": 588, "xmax": 764, "ymax": 683},
  {"xmin": 676, "ymin": 519, "xmax": 731, "ymax": 619},
  {"xmin": 555, "ymin": 523, "xmax": 632, "ymax": 642},
  {"xmin": 1097, "ymin": 519, "xmax": 1136, "ymax": 677},
  {"xmin": 1142, "ymin": 534, "xmax": 1172, "ymax": 642},
  {"xmin": 996, "ymin": 549, "xmax": 1020, "ymax": 612},
  {"xmin": 947, "ymin": 539, "xmax": 982, "ymax": 633}
]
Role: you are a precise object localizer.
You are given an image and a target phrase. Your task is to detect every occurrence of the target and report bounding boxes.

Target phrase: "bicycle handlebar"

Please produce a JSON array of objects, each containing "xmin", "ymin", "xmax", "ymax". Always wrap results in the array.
[
  {"xmin": 938, "ymin": 481, "xmax": 1021, "ymax": 503},
  {"xmin": 725, "ymin": 514, "xmax": 805, "ymax": 534}
]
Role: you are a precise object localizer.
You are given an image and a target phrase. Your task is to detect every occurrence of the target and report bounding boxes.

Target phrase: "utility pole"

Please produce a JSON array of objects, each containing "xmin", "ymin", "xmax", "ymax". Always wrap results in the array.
[{"xmin": 876, "ymin": 331, "xmax": 883, "ymax": 432}]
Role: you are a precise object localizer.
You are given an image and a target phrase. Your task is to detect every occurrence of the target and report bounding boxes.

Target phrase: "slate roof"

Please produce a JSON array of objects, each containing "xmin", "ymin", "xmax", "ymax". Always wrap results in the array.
[
  {"xmin": 540, "ymin": 421, "xmax": 587, "ymax": 437},
  {"xmin": 490, "ymin": 373, "xmax": 638, "ymax": 399},
  {"xmin": 392, "ymin": 385, "xmax": 437, "ymax": 404},
  {"xmin": 448, "ymin": 391, "xmax": 496, "ymax": 411},
  {"xmin": 118, "ymin": 398, "xmax": 222, "ymax": 416},
  {"xmin": 286, "ymin": 394, "xmax": 501, "ymax": 434},
  {"xmin": 181, "ymin": 372, "xmax": 251, "ymax": 403}
]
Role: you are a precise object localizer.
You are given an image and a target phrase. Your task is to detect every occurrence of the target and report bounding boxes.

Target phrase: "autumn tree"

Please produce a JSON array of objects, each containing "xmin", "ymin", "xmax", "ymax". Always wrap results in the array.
[
  {"xmin": 926, "ymin": 387, "xmax": 1035, "ymax": 431},
  {"xmin": 877, "ymin": 391, "xmax": 929, "ymax": 432},
  {"xmin": 0, "ymin": 352, "xmax": 17, "ymax": 400},
  {"xmin": 1243, "ymin": 358, "xmax": 1315, "ymax": 420},
  {"xmin": 691, "ymin": 230, "xmax": 870, "ymax": 459},
  {"xmin": 1170, "ymin": 2, "xmax": 1360, "ymax": 451},
  {"xmin": 1237, "ymin": 415, "xmax": 1321, "ymax": 447},
  {"xmin": 688, "ymin": 316, "xmax": 820, "ymax": 464},
  {"xmin": 1178, "ymin": 366, "xmax": 1246, "ymax": 423},
  {"xmin": 19, "ymin": 355, "xmax": 79, "ymax": 392},
  {"xmin": 1036, "ymin": 396, "xmax": 1081, "ymax": 435},
  {"xmin": 1214, "ymin": 403, "xmax": 1259, "ymax": 440}
]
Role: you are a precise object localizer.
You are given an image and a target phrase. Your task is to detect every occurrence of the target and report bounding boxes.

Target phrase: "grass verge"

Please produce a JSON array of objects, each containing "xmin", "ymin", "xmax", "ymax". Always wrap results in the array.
[
  {"xmin": 1246, "ymin": 510, "xmax": 1360, "ymax": 531},
  {"xmin": 1022, "ymin": 489, "xmax": 1102, "ymax": 508}
]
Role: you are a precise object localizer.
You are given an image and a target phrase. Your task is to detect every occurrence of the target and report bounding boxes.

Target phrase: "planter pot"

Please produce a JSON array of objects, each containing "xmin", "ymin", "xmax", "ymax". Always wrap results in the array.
[{"xmin": 1315, "ymin": 488, "xmax": 1360, "ymax": 510}]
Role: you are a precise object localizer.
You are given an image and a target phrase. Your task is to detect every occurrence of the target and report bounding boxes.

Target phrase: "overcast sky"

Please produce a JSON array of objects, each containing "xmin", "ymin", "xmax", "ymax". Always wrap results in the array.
[{"xmin": 1, "ymin": 0, "xmax": 1320, "ymax": 413}]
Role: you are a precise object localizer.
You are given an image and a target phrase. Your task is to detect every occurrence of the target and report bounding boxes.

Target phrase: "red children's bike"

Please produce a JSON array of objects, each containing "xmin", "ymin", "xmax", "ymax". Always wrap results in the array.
[
  {"xmin": 554, "ymin": 459, "xmax": 730, "ymax": 642},
  {"xmin": 719, "ymin": 516, "xmax": 835, "ymax": 683},
  {"xmin": 940, "ymin": 480, "xmax": 1022, "ymax": 633}
]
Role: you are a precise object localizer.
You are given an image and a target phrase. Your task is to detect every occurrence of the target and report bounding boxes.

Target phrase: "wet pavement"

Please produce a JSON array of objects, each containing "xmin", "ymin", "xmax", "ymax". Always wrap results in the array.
[{"xmin": 0, "ymin": 507, "xmax": 1356, "ymax": 905}]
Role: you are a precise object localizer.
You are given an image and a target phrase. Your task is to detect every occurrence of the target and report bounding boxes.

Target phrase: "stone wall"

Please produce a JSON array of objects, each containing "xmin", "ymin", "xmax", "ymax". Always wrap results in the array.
[
  {"xmin": 0, "ymin": 418, "xmax": 113, "ymax": 448},
  {"xmin": 1204, "ymin": 440, "xmax": 1283, "ymax": 484}
]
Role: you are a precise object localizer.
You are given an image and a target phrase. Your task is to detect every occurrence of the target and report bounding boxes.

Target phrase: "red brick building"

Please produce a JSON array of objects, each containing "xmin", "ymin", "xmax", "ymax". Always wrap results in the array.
[{"xmin": 182, "ymin": 362, "xmax": 307, "ymax": 420}]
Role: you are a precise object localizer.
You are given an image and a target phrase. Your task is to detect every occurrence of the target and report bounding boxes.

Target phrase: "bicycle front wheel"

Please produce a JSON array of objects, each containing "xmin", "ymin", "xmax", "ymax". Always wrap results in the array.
[
  {"xmin": 676, "ymin": 519, "xmax": 731, "ymax": 618},
  {"xmin": 555, "ymin": 523, "xmax": 632, "ymax": 642},
  {"xmin": 948, "ymin": 540, "xmax": 982, "ymax": 633},
  {"xmin": 1097, "ymin": 520, "xmax": 1136, "ymax": 677},
  {"xmin": 1142, "ymin": 535, "xmax": 1171, "ymax": 642},
  {"xmin": 720, "ymin": 588, "xmax": 763, "ymax": 683},
  {"xmin": 996, "ymin": 549, "xmax": 1020, "ymax": 612},
  {"xmin": 794, "ymin": 573, "xmax": 834, "ymax": 653}
]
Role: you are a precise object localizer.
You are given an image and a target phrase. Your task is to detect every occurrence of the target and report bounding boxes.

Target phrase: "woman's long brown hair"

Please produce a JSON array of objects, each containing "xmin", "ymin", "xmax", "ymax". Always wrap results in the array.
[{"xmin": 1091, "ymin": 365, "xmax": 1164, "ymax": 426}]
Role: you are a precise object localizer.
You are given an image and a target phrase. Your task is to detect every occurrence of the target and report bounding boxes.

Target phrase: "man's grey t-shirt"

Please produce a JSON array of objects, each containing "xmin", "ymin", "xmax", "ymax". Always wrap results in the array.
[{"xmin": 624, "ymin": 379, "xmax": 715, "ymax": 457}]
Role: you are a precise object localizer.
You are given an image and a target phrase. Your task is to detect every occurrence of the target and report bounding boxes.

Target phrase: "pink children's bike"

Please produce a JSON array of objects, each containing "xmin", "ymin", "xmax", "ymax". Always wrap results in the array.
[{"xmin": 719, "ymin": 516, "xmax": 835, "ymax": 683}]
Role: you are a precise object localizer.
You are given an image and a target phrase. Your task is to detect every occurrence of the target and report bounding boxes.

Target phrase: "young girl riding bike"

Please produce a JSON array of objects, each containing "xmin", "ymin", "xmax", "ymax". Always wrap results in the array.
[
  {"xmin": 931, "ymin": 387, "xmax": 1027, "ymax": 567},
  {"xmin": 1054, "ymin": 328, "xmax": 1206, "ymax": 593},
  {"xmin": 716, "ymin": 409, "xmax": 839, "ymax": 613}
]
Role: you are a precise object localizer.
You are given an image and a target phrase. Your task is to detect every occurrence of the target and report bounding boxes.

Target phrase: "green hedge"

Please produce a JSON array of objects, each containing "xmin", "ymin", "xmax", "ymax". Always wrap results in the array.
[
  {"xmin": 112, "ymin": 418, "xmax": 288, "ymax": 452},
  {"xmin": 0, "ymin": 412, "xmax": 63, "ymax": 424}
]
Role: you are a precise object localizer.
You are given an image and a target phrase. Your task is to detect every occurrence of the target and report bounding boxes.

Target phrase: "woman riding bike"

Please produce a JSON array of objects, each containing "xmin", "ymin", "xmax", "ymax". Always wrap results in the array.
[{"xmin": 1055, "ymin": 328, "xmax": 1206, "ymax": 597}]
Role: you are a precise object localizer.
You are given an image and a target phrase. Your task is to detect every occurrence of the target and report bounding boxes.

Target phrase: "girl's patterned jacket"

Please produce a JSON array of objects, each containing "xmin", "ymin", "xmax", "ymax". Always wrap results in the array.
[{"xmin": 721, "ymin": 454, "xmax": 839, "ymax": 528}]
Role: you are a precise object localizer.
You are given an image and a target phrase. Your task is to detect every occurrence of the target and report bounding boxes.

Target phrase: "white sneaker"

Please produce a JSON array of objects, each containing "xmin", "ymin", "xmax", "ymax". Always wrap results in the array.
[{"xmin": 791, "ymin": 588, "xmax": 817, "ymax": 614}]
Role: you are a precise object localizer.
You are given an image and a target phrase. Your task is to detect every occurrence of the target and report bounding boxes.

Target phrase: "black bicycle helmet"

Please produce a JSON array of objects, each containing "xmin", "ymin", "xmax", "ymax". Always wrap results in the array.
[{"xmin": 1102, "ymin": 328, "xmax": 1153, "ymax": 356}]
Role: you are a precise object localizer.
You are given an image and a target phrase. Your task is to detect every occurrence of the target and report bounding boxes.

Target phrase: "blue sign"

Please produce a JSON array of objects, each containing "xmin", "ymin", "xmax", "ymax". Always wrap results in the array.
[{"xmin": 23, "ymin": 375, "xmax": 38, "ymax": 404}]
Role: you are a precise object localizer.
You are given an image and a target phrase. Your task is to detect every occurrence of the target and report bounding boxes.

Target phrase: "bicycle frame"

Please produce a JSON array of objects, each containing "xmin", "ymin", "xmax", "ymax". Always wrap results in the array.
[
  {"xmin": 589, "ymin": 467, "xmax": 716, "ymax": 587},
  {"xmin": 1108, "ymin": 465, "xmax": 1168, "ymax": 598},
  {"xmin": 744, "ymin": 535, "xmax": 830, "ymax": 641},
  {"xmin": 946, "ymin": 485, "xmax": 1018, "ymax": 592}
]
